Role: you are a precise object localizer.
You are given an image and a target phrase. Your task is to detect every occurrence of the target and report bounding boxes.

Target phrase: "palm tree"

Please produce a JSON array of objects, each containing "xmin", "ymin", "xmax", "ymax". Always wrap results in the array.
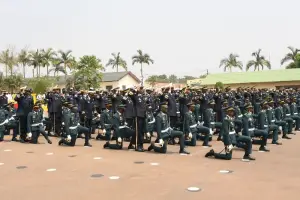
[
  {"xmin": 41, "ymin": 48, "xmax": 57, "ymax": 76},
  {"xmin": 18, "ymin": 48, "xmax": 30, "ymax": 78},
  {"xmin": 281, "ymin": 46, "xmax": 300, "ymax": 67},
  {"xmin": 106, "ymin": 52, "xmax": 127, "ymax": 72},
  {"xmin": 246, "ymin": 49, "xmax": 271, "ymax": 71},
  {"xmin": 0, "ymin": 49, "xmax": 10, "ymax": 77},
  {"xmin": 29, "ymin": 49, "xmax": 43, "ymax": 77},
  {"xmin": 49, "ymin": 59, "xmax": 66, "ymax": 76},
  {"xmin": 57, "ymin": 50, "xmax": 73, "ymax": 76},
  {"xmin": 132, "ymin": 49, "xmax": 154, "ymax": 86},
  {"xmin": 219, "ymin": 54, "xmax": 243, "ymax": 72}
]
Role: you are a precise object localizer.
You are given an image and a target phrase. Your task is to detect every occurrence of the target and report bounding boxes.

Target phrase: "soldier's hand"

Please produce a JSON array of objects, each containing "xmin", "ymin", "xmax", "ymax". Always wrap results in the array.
[{"xmin": 102, "ymin": 129, "xmax": 106, "ymax": 134}]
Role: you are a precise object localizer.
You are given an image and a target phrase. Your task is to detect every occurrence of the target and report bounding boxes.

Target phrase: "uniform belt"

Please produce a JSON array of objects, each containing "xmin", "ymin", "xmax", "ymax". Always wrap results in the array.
[
  {"xmin": 264, "ymin": 125, "xmax": 268, "ymax": 127},
  {"xmin": 248, "ymin": 128, "xmax": 255, "ymax": 131},
  {"xmin": 271, "ymin": 120, "xmax": 275, "ymax": 122},
  {"xmin": 0, "ymin": 121, "xmax": 6, "ymax": 126},
  {"xmin": 190, "ymin": 124, "xmax": 197, "ymax": 128},
  {"xmin": 31, "ymin": 123, "xmax": 43, "ymax": 127},
  {"xmin": 238, "ymin": 115, "xmax": 243, "ymax": 118},
  {"xmin": 148, "ymin": 119, "xmax": 155, "ymax": 124},
  {"xmin": 229, "ymin": 131, "xmax": 235, "ymax": 135},
  {"xmin": 286, "ymin": 114, "xmax": 291, "ymax": 116},
  {"xmin": 161, "ymin": 127, "xmax": 170, "ymax": 133},
  {"xmin": 69, "ymin": 126, "xmax": 78, "ymax": 130},
  {"xmin": 210, "ymin": 122, "xmax": 215, "ymax": 125},
  {"xmin": 294, "ymin": 113, "xmax": 298, "ymax": 115},
  {"xmin": 119, "ymin": 125, "xmax": 128, "ymax": 129},
  {"xmin": 176, "ymin": 112, "xmax": 180, "ymax": 114}
]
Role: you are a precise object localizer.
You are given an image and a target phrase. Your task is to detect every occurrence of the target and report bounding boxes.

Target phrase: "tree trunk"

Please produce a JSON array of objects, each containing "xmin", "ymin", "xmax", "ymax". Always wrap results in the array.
[
  {"xmin": 33, "ymin": 68, "xmax": 34, "ymax": 77},
  {"xmin": 64, "ymin": 64, "xmax": 67, "ymax": 78},
  {"xmin": 23, "ymin": 65, "xmax": 25, "ymax": 78},
  {"xmin": 5, "ymin": 65, "xmax": 7, "ymax": 77},
  {"xmin": 47, "ymin": 65, "xmax": 49, "ymax": 76},
  {"xmin": 116, "ymin": 65, "xmax": 118, "ymax": 72},
  {"xmin": 140, "ymin": 64, "xmax": 143, "ymax": 87}
]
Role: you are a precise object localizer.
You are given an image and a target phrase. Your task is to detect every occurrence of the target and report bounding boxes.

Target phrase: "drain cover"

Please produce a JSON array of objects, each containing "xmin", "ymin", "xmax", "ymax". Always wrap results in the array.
[
  {"xmin": 16, "ymin": 166, "xmax": 27, "ymax": 169},
  {"xmin": 91, "ymin": 174, "xmax": 104, "ymax": 178},
  {"xmin": 134, "ymin": 161, "xmax": 144, "ymax": 164}
]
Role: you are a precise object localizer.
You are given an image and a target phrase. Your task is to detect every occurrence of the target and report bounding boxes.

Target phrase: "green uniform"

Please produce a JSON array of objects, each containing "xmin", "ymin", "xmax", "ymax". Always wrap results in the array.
[
  {"xmin": 27, "ymin": 110, "xmax": 51, "ymax": 144},
  {"xmin": 290, "ymin": 102, "xmax": 300, "ymax": 130},
  {"xmin": 266, "ymin": 108, "xmax": 279, "ymax": 143},
  {"xmin": 0, "ymin": 108, "xmax": 8, "ymax": 141},
  {"xmin": 274, "ymin": 106, "xmax": 290, "ymax": 136},
  {"xmin": 96, "ymin": 109, "xmax": 112, "ymax": 141},
  {"xmin": 282, "ymin": 103, "xmax": 294, "ymax": 134}
]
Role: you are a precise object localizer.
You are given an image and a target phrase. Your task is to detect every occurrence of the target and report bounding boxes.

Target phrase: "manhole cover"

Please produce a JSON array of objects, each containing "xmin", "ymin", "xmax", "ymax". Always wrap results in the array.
[
  {"xmin": 68, "ymin": 155, "xmax": 77, "ymax": 157},
  {"xmin": 187, "ymin": 187, "xmax": 201, "ymax": 192},
  {"xmin": 219, "ymin": 170, "xmax": 234, "ymax": 174},
  {"xmin": 134, "ymin": 161, "xmax": 144, "ymax": 164},
  {"xmin": 91, "ymin": 174, "xmax": 104, "ymax": 178},
  {"xmin": 16, "ymin": 166, "xmax": 27, "ymax": 169}
]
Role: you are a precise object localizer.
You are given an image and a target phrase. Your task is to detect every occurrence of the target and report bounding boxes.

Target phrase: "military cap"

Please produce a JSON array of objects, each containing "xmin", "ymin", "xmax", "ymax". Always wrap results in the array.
[
  {"xmin": 187, "ymin": 102, "xmax": 195, "ymax": 107},
  {"xmin": 202, "ymin": 86, "xmax": 208, "ymax": 90},
  {"xmin": 52, "ymin": 85, "xmax": 60, "ymax": 90},
  {"xmin": 208, "ymin": 100, "xmax": 215, "ymax": 105},
  {"xmin": 261, "ymin": 101, "xmax": 268, "ymax": 106},
  {"xmin": 33, "ymin": 105, "xmax": 39, "ymax": 109},
  {"xmin": 225, "ymin": 106, "xmax": 235, "ymax": 112},
  {"xmin": 245, "ymin": 104, "xmax": 253, "ymax": 109},
  {"xmin": 160, "ymin": 102, "xmax": 168, "ymax": 106},
  {"xmin": 117, "ymin": 104, "xmax": 126, "ymax": 109},
  {"xmin": 68, "ymin": 103, "xmax": 74, "ymax": 108},
  {"xmin": 105, "ymin": 103, "xmax": 112, "ymax": 107},
  {"xmin": 268, "ymin": 100, "xmax": 274, "ymax": 104}
]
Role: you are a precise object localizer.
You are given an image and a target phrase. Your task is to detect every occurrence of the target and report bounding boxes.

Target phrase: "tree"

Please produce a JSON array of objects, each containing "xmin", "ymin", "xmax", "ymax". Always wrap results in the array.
[
  {"xmin": 146, "ymin": 75, "xmax": 158, "ymax": 87},
  {"xmin": 281, "ymin": 46, "xmax": 300, "ymax": 67},
  {"xmin": 29, "ymin": 49, "xmax": 43, "ymax": 77},
  {"xmin": 219, "ymin": 53, "xmax": 243, "ymax": 72},
  {"xmin": 0, "ymin": 49, "xmax": 10, "ymax": 77},
  {"xmin": 106, "ymin": 52, "xmax": 127, "ymax": 72},
  {"xmin": 215, "ymin": 81, "xmax": 224, "ymax": 90},
  {"xmin": 168, "ymin": 74, "xmax": 178, "ymax": 83},
  {"xmin": 246, "ymin": 49, "xmax": 271, "ymax": 71},
  {"xmin": 286, "ymin": 54, "xmax": 300, "ymax": 69},
  {"xmin": 0, "ymin": 48, "xmax": 17, "ymax": 77},
  {"xmin": 49, "ymin": 59, "xmax": 66, "ymax": 76},
  {"xmin": 28, "ymin": 77, "xmax": 54, "ymax": 94},
  {"xmin": 3, "ymin": 74, "xmax": 23, "ymax": 93},
  {"xmin": 132, "ymin": 50, "xmax": 154, "ymax": 87},
  {"xmin": 73, "ymin": 55, "xmax": 104, "ymax": 89},
  {"xmin": 18, "ymin": 48, "xmax": 31, "ymax": 78},
  {"xmin": 41, "ymin": 48, "xmax": 57, "ymax": 76},
  {"xmin": 57, "ymin": 50, "xmax": 74, "ymax": 76}
]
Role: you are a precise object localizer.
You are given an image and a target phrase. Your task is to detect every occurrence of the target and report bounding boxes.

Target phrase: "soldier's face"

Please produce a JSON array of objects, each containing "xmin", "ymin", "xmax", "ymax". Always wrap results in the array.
[{"xmin": 228, "ymin": 110, "xmax": 234, "ymax": 117}]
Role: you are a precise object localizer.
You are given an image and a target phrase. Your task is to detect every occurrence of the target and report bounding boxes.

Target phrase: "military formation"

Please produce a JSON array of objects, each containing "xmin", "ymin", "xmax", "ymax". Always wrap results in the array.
[{"xmin": 0, "ymin": 85, "xmax": 299, "ymax": 161}]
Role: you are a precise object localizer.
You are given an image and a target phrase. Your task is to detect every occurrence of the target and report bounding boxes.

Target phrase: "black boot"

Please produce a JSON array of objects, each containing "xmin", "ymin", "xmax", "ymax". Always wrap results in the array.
[
  {"xmin": 12, "ymin": 137, "xmax": 19, "ymax": 142},
  {"xmin": 103, "ymin": 142, "xmax": 109, "ymax": 148},
  {"xmin": 179, "ymin": 148, "xmax": 190, "ymax": 154},
  {"xmin": 243, "ymin": 154, "xmax": 256, "ymax": 160},
  {"xmin": 58, "ymin": 139, "xmax": 64, "ymax": 146},
  {"xmin": 128, "ymin": 144, "xmax": 135, "ymax": 150},
  {"xmin": 148, "ymin": 143, "xmax": 154, "ymax": 151},
  {"xmin": 259, "ymin": 146, "xmax": 270, "ymax": 152},
  {"xmin": 283, "ymin": 135, "xmax": 291, "ymax": 139},
  {"xmin": 205, "ymin": 149, "xmax": 215, "ymax": 157},
  {"xmin": 84, "ymin": 143, "xmax": 92, "ymax": 147}
]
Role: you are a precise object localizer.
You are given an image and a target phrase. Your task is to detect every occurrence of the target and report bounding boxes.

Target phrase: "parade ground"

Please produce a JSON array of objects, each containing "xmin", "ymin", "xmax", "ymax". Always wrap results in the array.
[{"xmin": 1, "ymin": 133, "xmax": 300, "ymax": 200}]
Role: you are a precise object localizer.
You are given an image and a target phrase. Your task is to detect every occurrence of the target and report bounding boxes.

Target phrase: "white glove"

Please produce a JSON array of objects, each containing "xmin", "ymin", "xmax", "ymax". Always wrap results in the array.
[
  {"xmin": 97, "ymin": 114, "xmax": 100, "ymax": 118},
  {"xmin": 27, "ymin": 132, "xmax": 32, "ymax": 139},
  {"xmin": 124, "ymin": 122, "xmax": 128, "ymax": 126},
  {"xmin": 117, "ymin": 137, "xmax": 122, "ymax": 143},
  {"xmin": 66, "ymin": 135, "xmax": 71, "ymax": 142},
  {"xmin": 226, "ymin": 144, "xmax": 233, "ymax": 153},
  {"xmin": 209, "ymin": 128, "xmax": 213, "ymax": 135},
  {"xmin": 197, "ymin": 121, "xmax": 200, "ymax": 125},
  {"xmin": 279, "ymin": 126, "xmax": 282, "ymax": 131},
  {"xmin": 62, "ymin": 122, "xmax": 65, "ymax": 125},
  {"xmin": 188, "ymin": 132, "xmax": 192, "ymax": 139},
  {"xmin": 102, "ymin": 129, "xmax": 106, "ymax": 134},
  {"xmin": 146, "ymin": 132, "xmax": 151, "ymax": 138},
  {"xmin": 9, "ymin": 117, "xmax": 14, "ymax": 121},
  {"xmin": 4, "ymin": 119, "xmax": 9, "ymax": 124},
  {"xmin": 111, "ymin": 130, "xmax": 114, "ymax": 134},
  {"xmin": 159, "ymin": 139, "xmax": 164, "ymax": 147},
  {"xmin": 77, "ymin": 123, "xmax": 80, "ymax": 126}
]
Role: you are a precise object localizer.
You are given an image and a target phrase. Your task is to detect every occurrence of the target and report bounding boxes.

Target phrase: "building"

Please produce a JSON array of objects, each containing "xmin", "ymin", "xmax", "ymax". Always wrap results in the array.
[
  {"xmin": 199, "ymin": 68, "xmax": 300, "ymax": 89},
  {"xmin": 53, "ymin": 71, "xmax": 140, "ymax": 91},
  {"xmin": 143, "ymin": 82, "xmax": 186, "ymax": 92},
  {"xmin": 99, "ymin": 71, "xmax": 141, "ymax": 91}
]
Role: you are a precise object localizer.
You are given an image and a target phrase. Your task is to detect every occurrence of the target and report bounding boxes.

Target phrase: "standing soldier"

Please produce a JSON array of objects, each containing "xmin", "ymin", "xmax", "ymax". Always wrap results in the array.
[
  {"xmin": 0, "ymin": 90, "xmax": 8, "ymax": 107},
  {"xmin": 122, "ymin": 89, "xmax": 135, "ymax": 128},
  {"xmin": 5, "ymin": 101, "xmax": 19, "ymax": 141},
  {"xmin": 0, "ymin": 104, "xmax": 9, "ymax": 142},
  {"xmin": 84, "ymin": 89, "xmax": 96, "ymax": 140},
  {"xmin": 15, "ymin": 87, "xmax": 34, "ymax": 143}
]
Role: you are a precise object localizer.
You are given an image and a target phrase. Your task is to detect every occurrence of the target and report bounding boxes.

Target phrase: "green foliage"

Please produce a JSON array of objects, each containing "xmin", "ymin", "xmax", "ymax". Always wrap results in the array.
[
  {"xmin": 132, "ymin": 49, "xmax": 154, "ymax": 86},
  {"xmin": 215, "ymin": 81, "xmax": 224, "ymax": 90},
  {"xmin": 145, "ymin": 74, "xmax": 197, "ymax": 84},
  {"xmin": 73, "ymin": 55, "xmax": 104, "ymax": 90},
  {"xmin": 27, "ymin": 77, "xmax": 54, "ymax": 94},
  {"xmin": 246, "ymin": 49, "xmax": 271, "ymax": 71},
  {"xmin": 219, "ymin": 54, "xmax": 243, "ymax": 72},
  {"xmin": 286, "ymin": 54, "xmax": 300, "ymax": 69},
  {"xmin": 106, "ymin": 52, "xmax": 127, "ymax": 72}
]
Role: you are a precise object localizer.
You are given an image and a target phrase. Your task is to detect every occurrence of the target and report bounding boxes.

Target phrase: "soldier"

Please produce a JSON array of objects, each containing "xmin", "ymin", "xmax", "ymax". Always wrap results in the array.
[
  {"xmin": 26, "ymin": 104, "xmax": 52, "ymax": 144},
  {"xmin": 58, "ymin": 105, "xmax": 92, "ymax": 147},
  {"xmin": 5, "ymin": 101, "xmax": 19, "ymax": 141},
  {"xmin": 103, "ymin": 104, "xmax": 136, "ymax": 150},
  {"xmin": 242, "ymin": 104, "xmax": 270, "ymax": 151},
  {"xmin": 165, "ymin": 87, "xmax": 178, "ymax": 128},
  {"xmin": 0, "ymin": 90, "xmax": 8, "ymax": 107},
  {"xmin": 265, "ymin": 100, "xmax": 283, "ymax": 145},
  {"xmin": 282, "ymin": 98, "xmax": 294, "ymax": 135},
  {"xmin": 46, "ymin": 86, "xmax": 63, "ymax": 136},
  {"xmin": 0, "ymin": 104, "xmax": 9, "ymax": 142},
  {"xmin": 290, "ymin": 97, "xmax": 300, "ymax": 131},
  {"xmin": 96, "ymin": 103, "xmax": 113, "ymax": 141},
  {"xmin": 14, "ymin": 87, "xmax": 34, "ymax": 143},
  {"xmin": 84, "ymin": 89, "xmax": 96, "ymax": 139},
  {"xmin": 144, "ymin": 104, "xmax": 155, "ymax": 143},
  {"xmin": 184, "ymin": 103, "xmax": 211, "ymax": 147},
  {"xmin": 274, "ymin": 100, "xmax": 291, "ymax": 139},
  {"xmin": 205, "ymin": 107, "xmax": 255, "ymax": 161},
  {"xmin": 122, "ymin": 89, "xmax": 135, "ymax": 128},
  {"xmin": 147, "ymin": 102, "xmax": 190, "ymax": 154}
]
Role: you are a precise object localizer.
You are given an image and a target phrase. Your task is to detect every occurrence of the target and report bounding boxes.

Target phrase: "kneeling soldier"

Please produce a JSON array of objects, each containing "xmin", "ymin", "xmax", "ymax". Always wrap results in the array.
[
  {"xmin": 58, "ymin": 105, "xmax": 92, "ymax": 147},
  {"xmin": 148, "ymin": 103, "xmax": 190, "ymax": 154},
  {"xmin": 103, "ymin": 104, "xmax": 136, "ymax": 149},
  {"xmin": 205, "ymin": 106, "xmax": 255, "ymax": 161},
  {"xmin": 26, "ymin": 104, "xmax": 52, "ymax": 144}
]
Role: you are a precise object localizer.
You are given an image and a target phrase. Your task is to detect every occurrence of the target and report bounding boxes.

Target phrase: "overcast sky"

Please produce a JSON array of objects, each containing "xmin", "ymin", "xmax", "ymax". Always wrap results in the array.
[{"xmin": 0, "ymin": 0, "xmax": 299, "ymax": 79}]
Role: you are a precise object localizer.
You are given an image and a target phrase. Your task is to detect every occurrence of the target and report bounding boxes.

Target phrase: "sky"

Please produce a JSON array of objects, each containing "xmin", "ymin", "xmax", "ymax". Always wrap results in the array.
[{"xmin": 0, "ymin": 0, "xmax": 300, "ymax": 80}]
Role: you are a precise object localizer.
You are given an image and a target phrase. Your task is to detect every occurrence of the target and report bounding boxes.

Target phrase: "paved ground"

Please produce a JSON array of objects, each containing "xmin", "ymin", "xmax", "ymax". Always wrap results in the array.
[{"xmin": 1, "ymin": 133, "xmax": 300, "ymax": 200}]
